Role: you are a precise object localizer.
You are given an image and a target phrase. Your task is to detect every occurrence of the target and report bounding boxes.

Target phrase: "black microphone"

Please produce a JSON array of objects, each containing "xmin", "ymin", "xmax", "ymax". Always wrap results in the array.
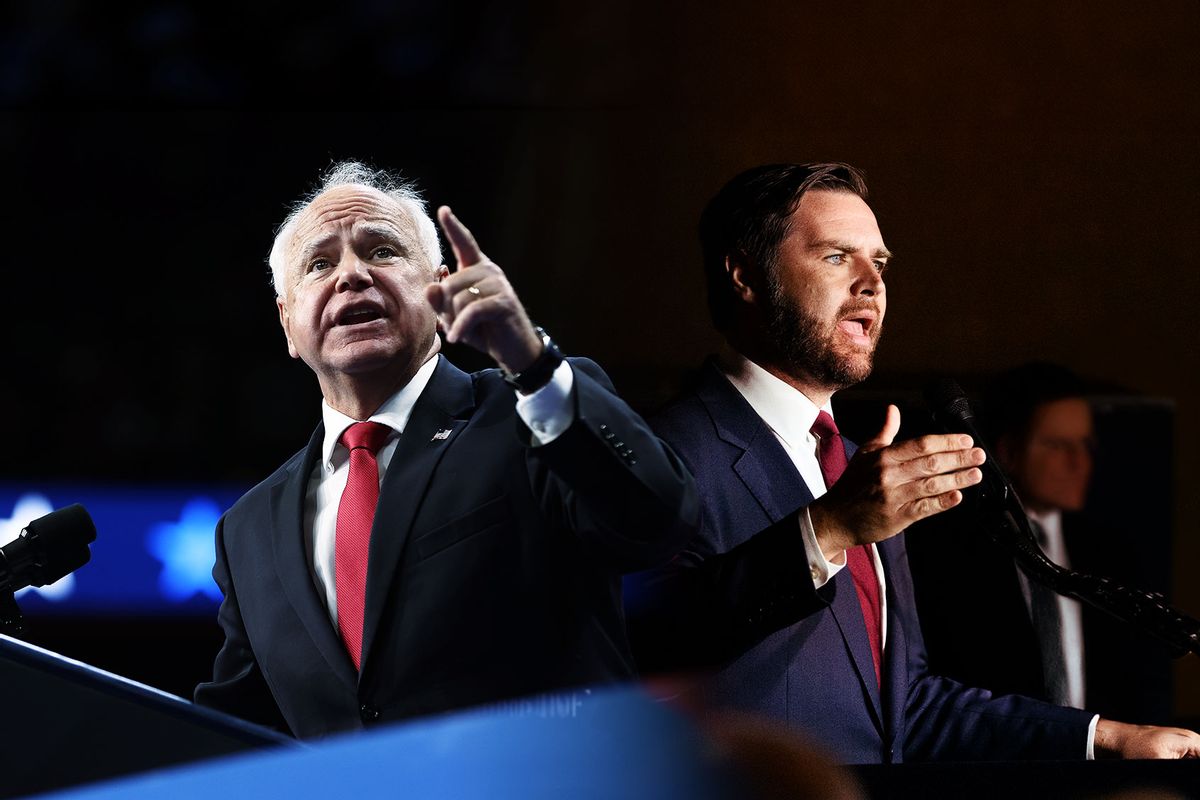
[
  {"xmin": 0, "ymin": 503, "xmax": 96, "ymax": 594},
  {"xmin": 924, "ymin": 378, "xmax": 1062, "ymax": 576},
  {"xmin": 924, "ymin": 378, "xmax": 1200, "ymax": 657},
  {"xmin": 924, "ymin": 379, "xmax": 1010, "ymax": 506}
]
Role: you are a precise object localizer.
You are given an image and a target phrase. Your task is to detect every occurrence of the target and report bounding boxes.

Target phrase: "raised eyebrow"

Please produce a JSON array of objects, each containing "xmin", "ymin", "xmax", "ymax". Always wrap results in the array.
[
  {"xmin": 295, "ymin": 224, "xmax": 411, "ymax": 267},
  {"xmin": 355, "ymin": 222, "xmax": 409, "ymax": 251},
  {"xmin": 810, "ymin": 239, "xmax": 892, "ymax": 260},
  {"xmin": 809, "ymin": 239, "xmax": 854, "ymax": 254},
  {"xmin": 297, "ymin": 233, "xmax": 338, "ymax": 267}
]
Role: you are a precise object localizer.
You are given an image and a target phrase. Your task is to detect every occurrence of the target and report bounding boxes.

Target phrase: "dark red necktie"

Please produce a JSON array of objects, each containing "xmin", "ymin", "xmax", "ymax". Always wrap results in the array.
[
  {"xmin": 335, "ymin": 421, "xmax": 392, "ymax": 670},
  {"xmin": 811, "ymin": 410, "xmax": 883, "ymax": 686}
]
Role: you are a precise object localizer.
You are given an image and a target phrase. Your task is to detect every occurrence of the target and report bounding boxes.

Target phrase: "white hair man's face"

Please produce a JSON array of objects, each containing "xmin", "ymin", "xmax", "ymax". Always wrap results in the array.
[{"xmin": 275, "ymin": 185, "xmax": 447, "ymax": 390}]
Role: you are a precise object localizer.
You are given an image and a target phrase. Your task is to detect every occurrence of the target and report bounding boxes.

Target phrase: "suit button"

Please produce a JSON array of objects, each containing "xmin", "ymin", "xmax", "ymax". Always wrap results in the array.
[{"xmin": 360, "ymin": 704, "xmax": 380, "ymax": 723}]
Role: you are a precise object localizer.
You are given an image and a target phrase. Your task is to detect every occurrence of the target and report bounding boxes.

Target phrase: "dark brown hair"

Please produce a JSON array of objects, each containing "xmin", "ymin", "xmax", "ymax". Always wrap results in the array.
[{"xmin": 699, "ymin": 163, "xmax": 869, "ymax": 330}]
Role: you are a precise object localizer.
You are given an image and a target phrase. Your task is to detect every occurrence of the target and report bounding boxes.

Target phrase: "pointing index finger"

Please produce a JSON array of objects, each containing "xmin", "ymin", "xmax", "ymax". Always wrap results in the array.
[{"xmin": 437, "ymin": 206, "xmax": 485, "ymax": 270}]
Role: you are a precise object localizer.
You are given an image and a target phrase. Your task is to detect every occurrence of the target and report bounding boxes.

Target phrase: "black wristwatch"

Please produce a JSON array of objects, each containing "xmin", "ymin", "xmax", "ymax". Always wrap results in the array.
[{"xmin": 503, "ymin": 326, "xmax": 564, "ymax": 395}]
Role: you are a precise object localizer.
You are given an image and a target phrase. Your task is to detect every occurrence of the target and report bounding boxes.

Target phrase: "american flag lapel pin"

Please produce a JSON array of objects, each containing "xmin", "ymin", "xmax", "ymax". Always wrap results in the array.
[{"xmin": 431, "ymin": 428, "xmax": 453, "ymax": 441}]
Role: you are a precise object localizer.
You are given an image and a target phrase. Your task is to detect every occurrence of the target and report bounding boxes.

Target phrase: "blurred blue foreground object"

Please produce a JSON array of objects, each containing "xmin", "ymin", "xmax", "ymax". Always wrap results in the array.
[{"xmin": 32, "ymin": 686, "xmax": 740, "ymax": 800}]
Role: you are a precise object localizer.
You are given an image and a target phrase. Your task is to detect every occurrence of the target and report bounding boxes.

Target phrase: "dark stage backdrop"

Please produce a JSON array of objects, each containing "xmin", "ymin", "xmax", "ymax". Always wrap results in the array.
[{"xmin": 2, "ymin": 0, "xmax": 1198, "ymax": 719}]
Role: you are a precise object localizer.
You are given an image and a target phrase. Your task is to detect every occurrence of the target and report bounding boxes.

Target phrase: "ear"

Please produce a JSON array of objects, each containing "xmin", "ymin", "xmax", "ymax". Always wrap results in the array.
[
  {"xmin": 421, "ymin": 265, "xmax": 451, "ymax": 333},
  {"xmin": 277, "ymin": 296, "xmax": 300, "ymax": 359},
  {"xmin": 727, "ymin": 253, "xmax": 763, "ymax": 304}
]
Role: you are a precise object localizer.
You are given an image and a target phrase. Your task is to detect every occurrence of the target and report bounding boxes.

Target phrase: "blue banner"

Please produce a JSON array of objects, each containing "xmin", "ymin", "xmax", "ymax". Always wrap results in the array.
[{"xmin": 0, "ymin": 484, "xmax": 249, "ymax": 615}]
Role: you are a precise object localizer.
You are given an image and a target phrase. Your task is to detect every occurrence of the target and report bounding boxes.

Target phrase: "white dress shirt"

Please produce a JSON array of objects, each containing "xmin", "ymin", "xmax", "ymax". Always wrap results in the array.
[
  {"xmin": 303, "ymin": 354, "xmax": 575, "ymax": 627},
  {"xmin": 1024, "ymin": 510, "xmax": 1099, "ymax": 753},
  {"xmin": 720, "ymin": 353, "xmax": 888, "ymax": 646},
  {"xmin": 1024, "ymin": 508, "xmax": 1088, "ymax": 710}
]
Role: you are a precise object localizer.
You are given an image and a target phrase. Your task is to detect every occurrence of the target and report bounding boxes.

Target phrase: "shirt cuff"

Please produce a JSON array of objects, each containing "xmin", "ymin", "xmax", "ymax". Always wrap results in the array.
[
  {"xmin": 1085, "ymin": 714, "xmax": 1099, "ymax": 760},
  {"xmin": 515, "ymin": 360, "xmax": 575, "ymax": 446},
  {"xmin": 798, "ymin": 506, "xmax": 846, "ymax": 589}
]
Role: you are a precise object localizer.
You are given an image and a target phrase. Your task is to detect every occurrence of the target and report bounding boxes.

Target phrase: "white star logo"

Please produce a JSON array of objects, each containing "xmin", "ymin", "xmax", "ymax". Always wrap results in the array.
[{"xmin": 146, "ymin": 499, "xmax": 223, "ymax": 601}]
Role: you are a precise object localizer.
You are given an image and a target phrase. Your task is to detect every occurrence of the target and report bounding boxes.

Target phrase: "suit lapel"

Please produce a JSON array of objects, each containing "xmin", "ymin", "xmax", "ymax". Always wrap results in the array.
[
  {"xmin": 695, "ymin": 361, "xmax": 814, "ymax": 522},
  {"xmin": 826, "ymin": 564, "xmax": 885, "ymax": 728},
  {"xmin": 821, "ymin": 430, "xmax": 885, "ymax": 727},
  {"xmin": 696, "ymin": 360, "xmax": 885, "ymax": 733},
  {"xmin": 359, "ymin": 358, "xmax": 475, "ymax": 671},
  {"xmin": 828, "ymin": 433, "xmax": 886, "ymax": 731},
  {"xmin": 732, "ymin": 431, "xmax": 810, "ymax": 523},
  {"xmin": 268, "ymin": 425, "xmax": 359, "ymax": 690}
]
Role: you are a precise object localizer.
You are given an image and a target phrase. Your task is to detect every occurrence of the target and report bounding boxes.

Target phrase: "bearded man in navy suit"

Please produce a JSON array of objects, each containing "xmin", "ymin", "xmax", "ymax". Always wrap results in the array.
[
  {"xmin": 194, "ymin": 162, "xmax": 698, "ymax": 738},
  {"xmin": 632, "ymin": 163, "xmax": 1199, "ymax": 762}
]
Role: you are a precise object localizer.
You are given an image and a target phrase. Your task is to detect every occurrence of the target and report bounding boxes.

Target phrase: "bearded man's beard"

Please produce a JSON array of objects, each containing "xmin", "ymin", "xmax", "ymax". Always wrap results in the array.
[{"xmin": 764, "ymin": 282, "xmax": 879, "ymax": 391}]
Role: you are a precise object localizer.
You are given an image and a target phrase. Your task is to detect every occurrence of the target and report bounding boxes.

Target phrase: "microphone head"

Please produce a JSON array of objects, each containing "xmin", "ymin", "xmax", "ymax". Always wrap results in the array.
[
  {"xmin": 924, "ymin": 377, "xmax": 976, "ymax": 424},
  {"xmin": 20, "ymin": 503, "xmax": 96, "ymax": 586},
  {"xmin": 923, "ymin": 377, "xmax": 1022, "ymax": 519}
]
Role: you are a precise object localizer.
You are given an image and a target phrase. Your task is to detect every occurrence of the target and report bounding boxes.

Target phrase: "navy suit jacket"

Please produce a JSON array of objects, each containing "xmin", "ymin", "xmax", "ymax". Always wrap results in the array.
[
  {"xmin": 631, "ymin": 360, "xmax": 1093, "ymax": 763},
  {"xmin": 195, "ymin": 356, "xmax": 698, "ymax": 739}
]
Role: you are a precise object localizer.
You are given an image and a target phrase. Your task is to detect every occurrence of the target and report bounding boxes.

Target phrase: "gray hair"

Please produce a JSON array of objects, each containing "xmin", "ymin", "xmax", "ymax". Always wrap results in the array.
[{"xmin": 267, "ymin": 161, "xmax": 443, "ymax": 296}]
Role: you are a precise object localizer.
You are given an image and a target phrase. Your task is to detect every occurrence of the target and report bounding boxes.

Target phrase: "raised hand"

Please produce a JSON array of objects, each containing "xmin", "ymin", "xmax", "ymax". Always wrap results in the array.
[
  {"xmin": 425, "ymin": 206, "xmax": 543, "ymax": 374},
  {"xmin": 808, "ymin": 405, "xmax": 985, "ymax": 561}
]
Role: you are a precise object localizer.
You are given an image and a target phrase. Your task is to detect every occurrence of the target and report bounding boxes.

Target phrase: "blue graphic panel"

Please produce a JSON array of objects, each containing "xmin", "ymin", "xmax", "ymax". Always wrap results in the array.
[{"xmin": 0, "ymin": 483, "xmax": 249, "ymax": 616}]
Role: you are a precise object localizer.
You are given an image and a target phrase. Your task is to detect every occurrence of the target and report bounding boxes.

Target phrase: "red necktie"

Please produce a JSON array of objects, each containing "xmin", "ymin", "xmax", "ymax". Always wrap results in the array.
[
  {"xmin": 811, "ymin": 410, "xmax": 883, "ymax": 686},
  {"xmin": 335, "ymin": 421, "xmax": 392, "ymax": 670}
]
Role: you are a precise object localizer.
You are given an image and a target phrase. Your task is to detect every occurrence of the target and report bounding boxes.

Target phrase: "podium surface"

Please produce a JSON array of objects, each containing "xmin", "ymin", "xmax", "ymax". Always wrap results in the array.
[
  {"xmin": 29, "ymin": 688, "xmax": 734, "ymax": 800},
  {"xmin": 0, "ymin": 633, "xmax": 292, "ymax": 798}
]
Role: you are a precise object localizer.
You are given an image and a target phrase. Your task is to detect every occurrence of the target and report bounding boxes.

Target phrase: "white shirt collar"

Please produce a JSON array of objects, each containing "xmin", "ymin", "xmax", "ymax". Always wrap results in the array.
[
  {"xmin": 318, "ymin": 354, "xmax": 441, "ymax": 471},
  {"xmin": 720, "ymin": 352, "xmax": 833, "ymax": 447}
]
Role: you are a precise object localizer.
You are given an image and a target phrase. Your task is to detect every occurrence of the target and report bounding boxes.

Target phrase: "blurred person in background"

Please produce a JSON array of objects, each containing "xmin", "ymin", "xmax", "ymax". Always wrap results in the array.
[{"xmin": 910, "ymin": 362, "xmax": 1174, "ymax": 724}]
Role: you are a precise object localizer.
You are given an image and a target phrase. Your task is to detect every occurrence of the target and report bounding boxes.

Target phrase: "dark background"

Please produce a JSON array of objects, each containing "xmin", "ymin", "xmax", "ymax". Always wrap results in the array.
[{"xmin": 2, "ymin": 1, "xmax": 1198, "ymax": 719}]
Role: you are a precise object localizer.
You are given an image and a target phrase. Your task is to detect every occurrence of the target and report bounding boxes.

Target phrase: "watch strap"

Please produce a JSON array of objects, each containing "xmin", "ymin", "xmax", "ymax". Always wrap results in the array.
[{"xmin": 502, "ymin": 327, "xmax": 564, "ymax": 394}]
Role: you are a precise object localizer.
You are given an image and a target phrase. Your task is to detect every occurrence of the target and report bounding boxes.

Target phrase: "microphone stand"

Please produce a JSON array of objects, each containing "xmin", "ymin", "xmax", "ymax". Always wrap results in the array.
[
  {"xmin": 926, "ymin": 379, "xmax": 1200, "ymax": 658},
  {"xmin": 0, "ymin": 591, "xmax": 24, "ymax": 637},
  {"xmin": 976, "ymin": 497, "xmax": 1200, "ymax": 658}
]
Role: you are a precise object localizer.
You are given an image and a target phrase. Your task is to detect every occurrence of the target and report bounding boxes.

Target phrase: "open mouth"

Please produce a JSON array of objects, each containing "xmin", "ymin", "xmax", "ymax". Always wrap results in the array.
[
  {"xmin": 836, "ymin": 311, "xmax": 876, "ymax": 344},
  {"xmin": 335, "ymin": 303, "xmax": 386, "ymax": 326}
]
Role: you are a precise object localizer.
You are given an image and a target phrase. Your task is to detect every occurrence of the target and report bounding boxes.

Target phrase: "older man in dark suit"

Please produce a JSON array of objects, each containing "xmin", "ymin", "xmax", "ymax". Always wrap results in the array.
[{"xmin": 194, "ymin": 162, "xmax": 698, "ymax": 738}]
